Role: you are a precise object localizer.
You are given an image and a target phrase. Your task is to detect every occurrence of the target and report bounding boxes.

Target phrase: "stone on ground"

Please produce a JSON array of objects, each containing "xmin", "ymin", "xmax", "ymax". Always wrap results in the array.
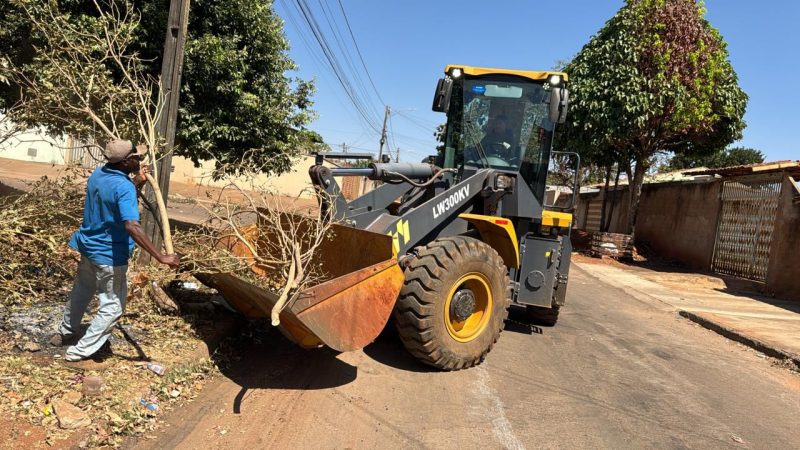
[{"xmin": 53, "ymin": 399, "xmax": 91, "ymax": 429}]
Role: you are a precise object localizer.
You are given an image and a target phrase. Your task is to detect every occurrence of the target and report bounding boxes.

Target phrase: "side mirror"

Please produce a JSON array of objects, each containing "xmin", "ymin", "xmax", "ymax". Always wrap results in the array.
[
  {"xmin": 432, "ymin": 78, "xmax": 453, "ymax": 112},
  {"xmin": 549, "ymin": 87, "xmax": 569, "ymax": 124}
]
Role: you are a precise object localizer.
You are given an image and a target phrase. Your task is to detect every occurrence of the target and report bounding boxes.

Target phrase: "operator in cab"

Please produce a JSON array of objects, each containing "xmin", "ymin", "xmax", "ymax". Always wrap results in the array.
[{"xmin": 480, "ymin": 113, "xmax": 517, "ymax": 163}]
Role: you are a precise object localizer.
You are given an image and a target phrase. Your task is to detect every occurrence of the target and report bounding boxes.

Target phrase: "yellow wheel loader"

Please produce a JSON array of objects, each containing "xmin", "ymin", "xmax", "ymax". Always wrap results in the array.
[{"xmin": 199, "ymin": 65, "xmax": 579, "ymax": 370}]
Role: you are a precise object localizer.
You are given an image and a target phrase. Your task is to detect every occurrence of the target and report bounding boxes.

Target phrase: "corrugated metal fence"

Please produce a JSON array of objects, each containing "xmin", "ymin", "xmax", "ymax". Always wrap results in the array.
[
  {"xmin": 67, "ymin": 144, "xmax": 105, "ymax": 169},
  {"xmin": 712, "ymin": 176, "xmax": 783, "ymax": 281}
]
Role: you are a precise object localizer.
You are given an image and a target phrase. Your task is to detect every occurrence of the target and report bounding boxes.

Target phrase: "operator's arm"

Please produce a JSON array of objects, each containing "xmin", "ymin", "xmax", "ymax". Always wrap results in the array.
[{"xmin": 125, "ymin": 220, "xmax": 180, "ymax": 269}]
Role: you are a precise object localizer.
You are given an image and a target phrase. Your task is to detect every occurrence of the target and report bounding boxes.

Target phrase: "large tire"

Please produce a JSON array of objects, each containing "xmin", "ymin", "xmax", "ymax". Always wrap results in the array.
[
  {"xmin": 394, "ymin": 236, "xmax": 511, "ymax": 370},
  {"xmin": 526, "ymin": 304, "xmax": 560, "ymax": 326}
]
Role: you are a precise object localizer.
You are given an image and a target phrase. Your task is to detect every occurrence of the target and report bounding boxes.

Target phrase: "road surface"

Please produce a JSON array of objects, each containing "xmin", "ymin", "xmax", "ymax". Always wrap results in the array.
[{"xmin": 130, "ymin": 265, "xmax": 800, "ymax": 449}]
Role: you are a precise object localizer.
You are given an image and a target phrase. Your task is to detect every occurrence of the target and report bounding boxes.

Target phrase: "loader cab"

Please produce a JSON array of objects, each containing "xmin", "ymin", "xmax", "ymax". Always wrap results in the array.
[{"xmin": 433, "ymin": 66, "xmax": 568, "ymax": 206}]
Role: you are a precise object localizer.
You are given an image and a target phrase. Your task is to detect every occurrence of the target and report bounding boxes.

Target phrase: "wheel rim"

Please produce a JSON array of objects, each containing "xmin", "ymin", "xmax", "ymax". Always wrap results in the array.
[{"xmin": 444, "ymin": 273, "xmax": 493, "ymax": 342}]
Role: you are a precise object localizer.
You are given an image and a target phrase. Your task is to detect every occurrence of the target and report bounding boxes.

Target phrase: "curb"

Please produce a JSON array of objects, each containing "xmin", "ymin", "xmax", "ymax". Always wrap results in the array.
[{"xmin": 678, "ymin": 310, "xmax": 800, "ymax": 370}]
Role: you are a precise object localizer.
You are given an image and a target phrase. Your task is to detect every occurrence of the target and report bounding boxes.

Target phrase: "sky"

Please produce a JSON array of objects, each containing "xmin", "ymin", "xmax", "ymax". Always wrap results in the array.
[{"xmin": 274, "ymin": 0, "xmax": 799, "ymax": 163}]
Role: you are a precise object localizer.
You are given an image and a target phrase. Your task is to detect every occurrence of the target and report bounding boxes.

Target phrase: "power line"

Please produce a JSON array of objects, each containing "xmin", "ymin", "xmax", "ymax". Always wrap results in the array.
[
  {"xmin": 336, "ymin": 0, "xmax": 385, "ymax": 106},
  {"xmin": 279, "ymin": 1, "xmax": 375, "ymax": 132},
  {"xmin": 316, "ymin": 0, "xmax": 381, "ymax": 118},
  {"xmin": 394, "ymin": 110, "xmax": 437, "ymax": 134},
  {"xmin": 292, "ymin": 0, "xmax": 382, "ymax": 133}
]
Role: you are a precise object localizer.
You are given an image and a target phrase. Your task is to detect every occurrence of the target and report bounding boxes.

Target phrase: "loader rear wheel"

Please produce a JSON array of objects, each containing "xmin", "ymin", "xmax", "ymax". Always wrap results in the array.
[
  {"xmin": 394, "ymin": 236, "xmax": 511, "ymax": 370},
  {"xmin": 526, "ymin": 304, "xmax": 560, "ymax": 326}
]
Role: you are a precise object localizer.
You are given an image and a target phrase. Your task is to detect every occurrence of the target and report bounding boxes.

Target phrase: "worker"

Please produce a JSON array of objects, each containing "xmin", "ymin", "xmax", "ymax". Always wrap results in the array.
[
  {"xmin": 50, "ymin": 139, "xmax": 180, "ymax": 363},
  {"xmin": 480, "ymin": 114, "xmax": 516, "ymax": 161}
]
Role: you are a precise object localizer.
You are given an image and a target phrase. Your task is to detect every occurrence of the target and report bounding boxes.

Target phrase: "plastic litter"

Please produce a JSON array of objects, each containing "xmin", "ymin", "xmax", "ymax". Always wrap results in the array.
[
  {"xmin": 146, "ymin": 362, "xmax": 166, "ymax": 376},
  {"xmin": 82, "ymin": 376, "xmax": 103, "ymax": 396},
  {"xmin": 139, "ymin": 398, "xmax": 158, "ymax": 412}
]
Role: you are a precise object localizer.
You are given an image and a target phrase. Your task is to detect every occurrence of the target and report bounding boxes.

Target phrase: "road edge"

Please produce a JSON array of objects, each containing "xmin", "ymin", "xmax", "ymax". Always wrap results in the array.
[{"xmin": 678, "ymin": 310, "xmax": 800, "ymax": 370}]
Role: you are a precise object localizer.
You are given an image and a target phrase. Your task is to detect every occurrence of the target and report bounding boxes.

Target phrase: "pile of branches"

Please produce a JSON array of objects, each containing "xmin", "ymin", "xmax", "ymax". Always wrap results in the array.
[
  {"xmin": 174, "ymin": 177, "xmax": 335, "ymax": 326},
  {"xmin": 0, "ymin": 177, "xmax": 84, "ymax": 307}
]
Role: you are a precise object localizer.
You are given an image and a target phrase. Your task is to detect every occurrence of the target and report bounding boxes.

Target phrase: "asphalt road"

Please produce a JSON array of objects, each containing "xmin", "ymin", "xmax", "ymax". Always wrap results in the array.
[{"xmin": 131, "ymin": 265, "xmax": 800, "ymax": 449}]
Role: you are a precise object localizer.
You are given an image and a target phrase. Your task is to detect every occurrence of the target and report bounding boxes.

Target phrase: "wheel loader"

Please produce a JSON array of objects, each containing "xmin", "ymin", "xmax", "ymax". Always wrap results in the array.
[{"xmin": 200, "ymin": 65, "xmax": 579, "ymax": 370}]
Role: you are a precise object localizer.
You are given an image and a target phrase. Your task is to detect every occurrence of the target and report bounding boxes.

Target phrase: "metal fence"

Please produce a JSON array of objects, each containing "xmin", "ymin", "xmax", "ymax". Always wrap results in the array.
[
  {"xmin": 712, "ymin": 176, "xmax": 783, "ymax": 281},
  {"xmin": 66, "ymin": 144, "xmax": 105, "ymax": 169}
]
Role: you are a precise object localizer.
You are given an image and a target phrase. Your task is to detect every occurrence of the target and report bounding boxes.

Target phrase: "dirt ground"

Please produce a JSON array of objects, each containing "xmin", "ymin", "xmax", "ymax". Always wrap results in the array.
[
  {"xmin": 572, "ymin": 253, "xmax": 764, "ymax": 296},
  {"xmin": 0, "ymin": 277, "xmax": 235, "ymax": 448},
  {"xmin": 123, "ymin": 265, "xmax": 800, "ymax": 449}
]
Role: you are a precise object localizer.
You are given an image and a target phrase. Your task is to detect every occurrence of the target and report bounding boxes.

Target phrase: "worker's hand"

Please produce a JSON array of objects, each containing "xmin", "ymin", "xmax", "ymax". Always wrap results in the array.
[
  {"xmin": 158, "ymin": 253, "xmax": 181, "ymax": 270},
  {"xmin": 133, "ymin": 165, "xmax": 150, "ymax": 189}
]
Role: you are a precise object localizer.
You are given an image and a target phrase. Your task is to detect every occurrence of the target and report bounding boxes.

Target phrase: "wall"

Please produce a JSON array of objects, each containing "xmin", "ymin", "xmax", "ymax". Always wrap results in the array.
[
  {"xmin": 170, "ymin": 155, "xmax": 322, "ymax": 199},
  {"xmin": 170, "ymin": 155, "xmax": 367, "ymax": 200},
  {"xmin": 0, "ymin": 131, "xmax": 68, "ymax": 165},
  {"xmin": 766, "ymin": 175, "xmax": 800, "ymax": 300},
  {"xmin": 577, "ymin": 181, "xmax": 720, "ymax": 270},
  {"xmin": 2, "ymin": 134, "xmax": 367, "ymax": 201},
  {"xmin": 633, "ymin": 181, "xmax": 721, "ymax": 270}
]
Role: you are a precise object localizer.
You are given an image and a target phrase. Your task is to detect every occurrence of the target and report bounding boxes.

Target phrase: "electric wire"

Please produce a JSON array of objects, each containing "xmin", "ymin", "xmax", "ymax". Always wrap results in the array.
[
  {"xmin": 278, "ymin": 1, "xmax": 378, "ymax": 134},
  {"xmin": 317, "ymin": 0, "xmax": 381, "ymax": 118},
  {"xmin": 336, "ymin": 0, "xmax": 386, "ymax": 106},
  {"xmin": 293, "ymin": 0, "xmax": 382, "ymax": 133}
]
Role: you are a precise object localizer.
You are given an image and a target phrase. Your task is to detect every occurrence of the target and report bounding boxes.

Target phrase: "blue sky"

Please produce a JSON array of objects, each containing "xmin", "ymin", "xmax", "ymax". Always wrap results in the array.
[{"xmin": 275, "ymin": 0, "xmax": 798, "ymax": 163}]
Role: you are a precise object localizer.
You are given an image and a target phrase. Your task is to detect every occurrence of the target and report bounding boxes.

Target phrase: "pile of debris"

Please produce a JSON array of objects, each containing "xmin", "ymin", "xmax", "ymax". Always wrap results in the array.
[
  {"xmin": 0, "ymin": 176, "xmax": 239, "ymax": 447},
  {"xmin": 0, "ymin": 176, "xmax": 83, "ymax": 311}
]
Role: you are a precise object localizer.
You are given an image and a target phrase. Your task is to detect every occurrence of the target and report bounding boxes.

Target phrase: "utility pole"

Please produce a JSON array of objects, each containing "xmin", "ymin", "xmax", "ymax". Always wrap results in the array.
[
  {"xmin": 395, "ymin": 147, "xmax": 400, "ymax": 163},
  {"xmin": 341, "ymin": 142, "xmax": 347, "ymax": 153},
  {"xmin": 378, "ymin": 105, "xmax": 390, "ymax": 162},
  {"xmin": 139, "ymin": 0, "xmax": 190, "ymax": 264}
]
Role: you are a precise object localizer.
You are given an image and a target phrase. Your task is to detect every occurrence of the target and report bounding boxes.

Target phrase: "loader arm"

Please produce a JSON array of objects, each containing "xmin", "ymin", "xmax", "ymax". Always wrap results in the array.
[{"xmin": 364, "ymin": 170, "xmax": 493, "ymax": 255}]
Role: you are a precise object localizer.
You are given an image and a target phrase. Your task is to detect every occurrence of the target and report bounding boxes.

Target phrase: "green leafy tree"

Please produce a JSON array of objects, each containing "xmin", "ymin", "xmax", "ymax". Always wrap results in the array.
[
  {"xmin": 558, "ymin": 0, "xmax": 747, "ymax": 234},
  {"xmin": 668, "ymin": 146, "xmax": 764, "ymax": 169},
  {"xmin": 1, "ymin": 0, "xmax": 315, "ymax": 176}
]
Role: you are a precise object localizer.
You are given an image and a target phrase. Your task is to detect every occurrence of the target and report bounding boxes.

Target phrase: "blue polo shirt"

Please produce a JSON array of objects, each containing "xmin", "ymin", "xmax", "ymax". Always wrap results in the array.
[{"xmin": 69, "ymin": 165, "xmax": 139, "ymax": 266}]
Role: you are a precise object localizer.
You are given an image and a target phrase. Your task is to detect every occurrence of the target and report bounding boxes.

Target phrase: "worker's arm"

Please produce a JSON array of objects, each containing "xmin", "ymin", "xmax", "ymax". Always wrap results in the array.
[{"xmin": 124, "ymin": 220, "xmax": 180, "ymax": 269}]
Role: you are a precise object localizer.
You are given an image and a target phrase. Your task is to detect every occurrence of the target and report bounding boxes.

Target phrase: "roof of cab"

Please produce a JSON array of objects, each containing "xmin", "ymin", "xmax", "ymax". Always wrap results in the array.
[{"xmin": 444, "ymin": 65, "xmax": 568, "ymax": 82}]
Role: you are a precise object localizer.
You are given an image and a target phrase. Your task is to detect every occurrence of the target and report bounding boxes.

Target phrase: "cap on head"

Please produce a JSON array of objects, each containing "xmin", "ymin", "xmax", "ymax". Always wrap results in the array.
[{"xmin": 103, "ymin": 139, "xmax": 145, "ymax": 163}]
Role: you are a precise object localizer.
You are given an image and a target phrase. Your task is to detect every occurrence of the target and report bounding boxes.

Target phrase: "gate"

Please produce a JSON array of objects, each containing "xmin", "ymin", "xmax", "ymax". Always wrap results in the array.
[
  {"xmin": 67, "ymin": 144, "xmax": 104, "ymax": 169},
  {"xmin": 712, "ymin": 176, "xmax": 782, "ymax": 281}
]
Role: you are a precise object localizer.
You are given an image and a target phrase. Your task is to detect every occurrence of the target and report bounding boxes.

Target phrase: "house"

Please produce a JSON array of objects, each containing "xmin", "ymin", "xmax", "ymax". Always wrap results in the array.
[
  {"xmin": 0, "ymin": 128, "xmax": 370, "ymax": 200},
  {"xmin": 574, "ymin": 160, "xmax": 800, "ymax": 301}
]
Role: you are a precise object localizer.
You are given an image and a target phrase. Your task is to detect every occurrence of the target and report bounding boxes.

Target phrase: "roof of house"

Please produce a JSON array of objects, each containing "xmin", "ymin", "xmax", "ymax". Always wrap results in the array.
[
  {"xmin": 685, "ymin": 160, "xmax": 800, "ymax": 177},
  {"xmin": 583, "ymin": 166, "xmax": 712, "ymax": 190}
]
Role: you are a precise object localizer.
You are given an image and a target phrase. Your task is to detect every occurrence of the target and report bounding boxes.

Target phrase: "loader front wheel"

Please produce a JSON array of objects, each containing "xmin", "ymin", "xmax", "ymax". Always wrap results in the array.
[{"xmin": 394, "ymin": 236, "xmax": 511, "ymax": 370}]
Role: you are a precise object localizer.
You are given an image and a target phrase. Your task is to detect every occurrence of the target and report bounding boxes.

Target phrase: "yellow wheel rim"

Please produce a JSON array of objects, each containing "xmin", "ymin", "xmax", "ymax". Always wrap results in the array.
[{"xmin": 444, "ymin": 273, "xmax": 493, "ymax": 342}]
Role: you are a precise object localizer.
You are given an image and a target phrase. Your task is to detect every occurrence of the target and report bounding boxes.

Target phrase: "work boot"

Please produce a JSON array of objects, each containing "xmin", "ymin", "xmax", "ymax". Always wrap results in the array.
[{"xmin": 49, "ymin": 333, "xmax": 77, "ymax": 347}]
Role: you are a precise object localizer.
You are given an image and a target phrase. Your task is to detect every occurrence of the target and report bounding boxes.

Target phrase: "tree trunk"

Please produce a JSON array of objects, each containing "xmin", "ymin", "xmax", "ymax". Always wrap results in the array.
[
  {"xmin": 626, "ymin": 157, "xmax": 649, "ymax": 237},
  {"xmin": 599, "ymin": 163, "xmax": 612, "ymax": 232}
]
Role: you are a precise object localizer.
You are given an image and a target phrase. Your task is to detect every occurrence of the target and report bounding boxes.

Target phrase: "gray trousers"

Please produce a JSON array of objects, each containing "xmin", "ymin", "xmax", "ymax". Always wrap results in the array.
[{"xmin": 59, "ymin": 255, "xmax": 127, "ymax": 361}]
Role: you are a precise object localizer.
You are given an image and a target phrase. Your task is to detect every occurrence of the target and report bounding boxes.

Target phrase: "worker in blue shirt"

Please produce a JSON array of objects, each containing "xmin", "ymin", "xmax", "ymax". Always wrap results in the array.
[{"xmin": 51, "ymin": 139, "xmax": 180, "ymax": 362}]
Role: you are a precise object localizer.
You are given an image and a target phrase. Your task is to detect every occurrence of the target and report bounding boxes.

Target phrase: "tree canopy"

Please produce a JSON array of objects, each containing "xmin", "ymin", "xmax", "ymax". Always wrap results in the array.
[
  {"xmin": 1, "ymin": 0, "xmax": 316, "ymax": 175},
  {"xmin": 667, "ymin": 146, "xmax": 765, "ymax": 170},
  {"xmin": 558, "ymin": 0, "xmax": 748, "ymax": 233}
]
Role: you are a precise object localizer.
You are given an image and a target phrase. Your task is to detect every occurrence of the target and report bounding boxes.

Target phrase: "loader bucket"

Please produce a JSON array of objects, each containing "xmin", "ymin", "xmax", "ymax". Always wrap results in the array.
[{"xmin": 197, "ymin": 221, "xmax": 405, "ymax": 352}]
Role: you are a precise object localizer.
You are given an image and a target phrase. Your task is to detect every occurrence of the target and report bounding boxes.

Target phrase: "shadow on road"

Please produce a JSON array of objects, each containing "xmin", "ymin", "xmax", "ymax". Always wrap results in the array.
[
  {"xmin": 0, "ymin": 181, "xmax": 25, "ymax": 197},
  {"xmin": 362, "ymin": 327, "xmax": 436, "ymax": 373},
  {"xmin": 209, "ymin": 327, "xmax": 357, "ymax": 413}
]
